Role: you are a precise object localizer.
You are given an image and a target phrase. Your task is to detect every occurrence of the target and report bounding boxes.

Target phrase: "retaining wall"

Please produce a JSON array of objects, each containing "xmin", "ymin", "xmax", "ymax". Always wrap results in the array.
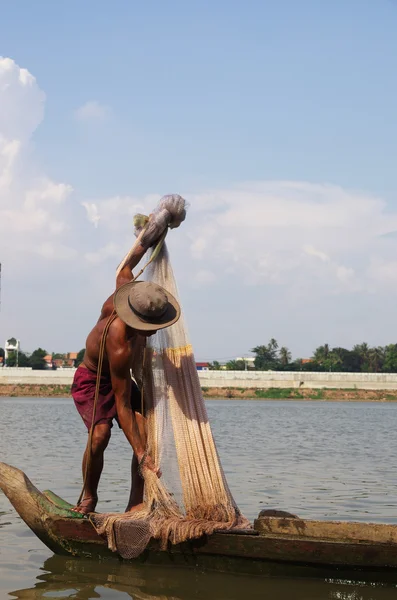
[
  {"xmin": 198, "ymin": 371, "xmax": 397, "ymax": 390},
  {"xmin": 2, "ymin": 368, "xmax": 397, "ymax": 390}
]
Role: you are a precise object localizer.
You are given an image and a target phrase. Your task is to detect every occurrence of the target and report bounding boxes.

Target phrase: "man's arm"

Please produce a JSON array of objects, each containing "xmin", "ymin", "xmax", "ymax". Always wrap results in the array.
[
  {"xmin": 107, "ymin": 323, "xmax": 159, "ymax": 475},
  {"xmin": 116, "ymin": 242, "xmax": 147, "ymax": 289},
  {"xmin": 116, "ymin": 212, "xmax": 168, "ymax": 289}
]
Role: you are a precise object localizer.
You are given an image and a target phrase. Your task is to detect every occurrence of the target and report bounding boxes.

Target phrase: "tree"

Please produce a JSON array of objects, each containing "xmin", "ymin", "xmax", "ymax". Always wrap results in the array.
[
  {"xmin": 75, "ymin": 349, "xmax": 85, "ymax": 368},
  {"xmin": 383, "ymin": 344, "xmax": 397, "ymax": 372},
  {"xmin": 29, "ymin": 348, "xmax": 47, "ymax": 370},
  {"xmin": 6, "ymin": 350, "xmax": 30, "ymax": 367},
  {"xmin": 52, "ymin": 353, "xmax": 65, "ymax": 360},
  {"xmin": 225, "ymin": 359, "xmax": 246, "ymax": 371},
  {"xmin": 329, "ymin": 347, "xmax": 361, "ymax": 372},
  {"xmin": 368, "ymin": 346, "xmax": 384, "ymax": 373},
  {"xmin": 18, "ymin": 352, "xmax": 30, "ymax": 367},
  {"xmin": 279, "ymin": 346, "xmax": 292, "ymax": 367},
  {"xmin": 208, "ymin": 360, "xmax": 222, "ymax": 370},
  {"xmin": 353, "ymin": 343, "xmax": 370, "ymax": 372},
  {"xmin": 313, "ymin": 344, "xmax": 330, "ymax": 364},
  {"xmin": 7, "ymin": 337, "xmax": 17, "ymax": 346},
  {"xmin": 252, "ymin": 339, "xmax": 280, "ymax": 370},
  {"xmin": 5, "ymin": 351, "xmax": 16, "ymax": 367},
  {"xmin": 0, "ymin": 347, "xmax": 4, "ymax": 360}
]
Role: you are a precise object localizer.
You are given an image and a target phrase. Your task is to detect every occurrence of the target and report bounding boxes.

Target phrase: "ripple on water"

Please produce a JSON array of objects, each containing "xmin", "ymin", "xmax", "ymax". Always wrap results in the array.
[{"xmin": 2, "ymin": 398, "xmax": 397, "ymax": 598}]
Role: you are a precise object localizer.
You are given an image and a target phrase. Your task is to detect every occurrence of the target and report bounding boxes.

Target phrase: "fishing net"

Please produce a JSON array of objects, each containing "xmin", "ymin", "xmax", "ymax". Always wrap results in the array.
[{"xmin": 91, "ymin": 196, "xmax": 250, "ymax": 558}]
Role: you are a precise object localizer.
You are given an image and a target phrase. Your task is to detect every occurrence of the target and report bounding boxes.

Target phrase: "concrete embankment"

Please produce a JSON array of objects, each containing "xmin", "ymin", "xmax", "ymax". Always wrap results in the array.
[
  {"xmin": 2, "ymin": 369, "xmax": 397, "ymax": 400},
  {"xmin": 2, "ymin": 368, "xmax": 397, "ymax": 389}
]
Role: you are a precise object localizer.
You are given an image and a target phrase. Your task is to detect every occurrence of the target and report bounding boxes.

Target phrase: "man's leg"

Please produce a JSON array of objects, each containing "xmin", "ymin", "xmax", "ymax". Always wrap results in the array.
[
  {"xmin": 125, "ymin": 410, "xmax": 146, "ymax": 512},
  {"xmin": 73, "ymin": 422, "xmax": 111, "ymax": 514},
  {"xmin": 125, "ymin": 454, "xmax": 145, "ymax": 512}
]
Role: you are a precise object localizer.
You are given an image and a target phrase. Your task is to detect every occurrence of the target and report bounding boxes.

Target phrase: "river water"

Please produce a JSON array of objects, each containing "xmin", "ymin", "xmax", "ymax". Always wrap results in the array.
[{"xmin": 1, "ymin": 398, "xmax": 397, "ymax": 599}]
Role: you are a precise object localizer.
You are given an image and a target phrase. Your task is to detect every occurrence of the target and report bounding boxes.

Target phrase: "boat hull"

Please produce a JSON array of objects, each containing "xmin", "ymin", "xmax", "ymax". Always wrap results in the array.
[{"xmin": 2, "ymin": 461, "xmax": 397, "ymax": 580}]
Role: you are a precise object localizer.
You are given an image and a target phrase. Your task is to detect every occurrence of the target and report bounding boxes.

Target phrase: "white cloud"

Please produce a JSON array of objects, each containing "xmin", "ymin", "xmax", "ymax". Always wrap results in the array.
[
  {"xmin": 82, "ymin": 201, "xmax": 100, "ymax": 228},
  {"xmin": 304, "ymin": 245, "xmax": 330, "ymax": 262},
  {"xmin": 176, "ymin": 182, "xmax": 397, "ymax": 295},
  {"xmin": 0, "ymin": 58, "xmax": 74, "ymax": 263},
  {"xmin": 36, "ymin": 242, "xmax": 78, "ymax": 260},
  {"xmin": 0, "ymin": 56, "xmax": 45, "ymax": 140},
  {"xmin": 193, "ymin": 269, "xmax": 216, "ymax": 287},
  {"xmin": 74, "ymin": 100, "xmax": 110, "ymax": 122},
  {"xmin": 85, "ymin": 243, "xmax": 121, "ymax": 264},
  {"xmin": 85, "ymin": 182, "xmax": 397, "ymax": 297},
  {"xmin": 3, "ymin": 56, "xmax": 397, "ymax": 357}
]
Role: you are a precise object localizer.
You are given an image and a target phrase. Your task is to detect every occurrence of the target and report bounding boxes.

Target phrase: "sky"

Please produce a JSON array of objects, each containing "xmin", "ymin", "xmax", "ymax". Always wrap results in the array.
[{"xmin": 1, "ymin": 0, "xmax": 397, "ymax": 362}]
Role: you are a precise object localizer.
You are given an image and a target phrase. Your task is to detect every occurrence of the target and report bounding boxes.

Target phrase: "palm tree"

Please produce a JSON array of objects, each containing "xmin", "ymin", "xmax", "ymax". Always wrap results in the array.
[
  {"xmin": 368, "ymin": 347, "xmax": 384, "ymax": 373},
  {"xmin": 252, "ymin": 339, "xmax": 280, "ymax": 370},
  {"xmin": 313, "ymin": 343, "xmax": 330, "ymax": 363},
  {"xmin": 353, "ymin": 342, "xmax": 370, "ymax": 371},
  {"xmin": 279, "ymin": 346, "xmax": 292, "ymax": 367},
  {"xmin": 226, "ymin": 359, "xmax": 245, "ymax": 371},
  {"xmin": 252, "ymin": 345, "xmax": 273, "ymax": 370}
]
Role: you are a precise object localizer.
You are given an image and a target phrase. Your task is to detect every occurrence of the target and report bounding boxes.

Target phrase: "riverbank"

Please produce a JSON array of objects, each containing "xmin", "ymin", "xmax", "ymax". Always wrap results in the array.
[{"xmin": 2, "ymin": 384, "xmax": 397, "ymax": 401}]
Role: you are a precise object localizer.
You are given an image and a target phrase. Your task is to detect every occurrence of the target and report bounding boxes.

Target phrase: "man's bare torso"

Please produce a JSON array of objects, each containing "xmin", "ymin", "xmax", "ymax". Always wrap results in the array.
[{"xmin": 81, "ymin": 292, "xmax": 145, "ymax": 376}]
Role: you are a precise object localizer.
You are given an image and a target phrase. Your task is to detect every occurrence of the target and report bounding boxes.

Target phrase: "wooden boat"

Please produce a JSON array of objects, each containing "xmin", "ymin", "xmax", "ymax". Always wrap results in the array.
[{"xmin": 2, "ymin": 460, "xmax": 397, "ymax": 582}]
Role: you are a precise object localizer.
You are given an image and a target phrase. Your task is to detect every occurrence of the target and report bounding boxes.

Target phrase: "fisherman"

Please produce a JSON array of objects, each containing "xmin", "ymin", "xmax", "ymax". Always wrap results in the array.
[{"xmin": 71, "ymin": 235, "xmax": 180, "ymax": 515}]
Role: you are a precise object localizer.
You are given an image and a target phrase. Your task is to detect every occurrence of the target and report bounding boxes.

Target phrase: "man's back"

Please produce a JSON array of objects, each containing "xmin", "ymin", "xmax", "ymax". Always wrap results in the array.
[{"xmin": 82, "ymin": 293, "xmax": 116, "ymax": 374}]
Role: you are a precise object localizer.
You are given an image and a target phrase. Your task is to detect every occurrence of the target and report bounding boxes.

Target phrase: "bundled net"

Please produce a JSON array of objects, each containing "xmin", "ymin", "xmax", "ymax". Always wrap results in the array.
[{"xmin": 91, "ymin": 196, "xmax": 250, "ymax": 558}]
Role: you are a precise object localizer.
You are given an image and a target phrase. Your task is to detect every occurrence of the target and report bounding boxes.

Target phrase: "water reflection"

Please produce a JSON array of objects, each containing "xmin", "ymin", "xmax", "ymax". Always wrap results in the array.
[
  {"xmin": 4, "ymin": 398, "xmax": 397, "ymax": 599},
  {"xmin": 8, "ymin": 556, "xmax": 397, "ymax": 600}
]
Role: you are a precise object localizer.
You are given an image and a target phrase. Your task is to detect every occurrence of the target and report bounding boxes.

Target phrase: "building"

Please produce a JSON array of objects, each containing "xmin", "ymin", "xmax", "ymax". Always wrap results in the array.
[
  {"xmin": 196, "ymin": 362, "xmax": 210, "ymax": 371},
  {"xmin": 51, "ymin": 352, "xmax": 79, "ymax": 369},
  {"xmin": 235, "ymin": 357, "xmax": 256, "ymax": 370},
  {"xmin": 4, "ymin": 338, "xmax": 20, "ymax": 366},
  {"xmin": 44, "ymin": 355, "xmax": 53, "ymax": 369}
]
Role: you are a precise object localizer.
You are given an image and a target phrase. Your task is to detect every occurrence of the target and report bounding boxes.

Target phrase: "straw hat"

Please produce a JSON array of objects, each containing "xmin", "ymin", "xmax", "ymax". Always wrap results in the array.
[{"xmin": 114, "ymin": 281, "xmax": 180, "ymax": 331}]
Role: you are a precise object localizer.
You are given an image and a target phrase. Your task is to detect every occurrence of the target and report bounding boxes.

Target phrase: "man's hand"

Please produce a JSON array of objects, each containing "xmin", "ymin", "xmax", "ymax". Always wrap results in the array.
[{"xmin": 139, "ymin": 452, "xmax": 162, "ymax": 478}]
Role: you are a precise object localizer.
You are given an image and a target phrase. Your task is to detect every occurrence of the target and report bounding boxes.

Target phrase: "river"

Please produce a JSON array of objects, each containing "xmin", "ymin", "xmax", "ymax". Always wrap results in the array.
[{"xmin": 1, "ymin": 398, "xmax": 397, "ymax": 599}]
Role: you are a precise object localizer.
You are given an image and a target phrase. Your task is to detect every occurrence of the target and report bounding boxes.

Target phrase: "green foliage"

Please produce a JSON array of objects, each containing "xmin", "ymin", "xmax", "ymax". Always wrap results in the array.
[
  {"xmin": 75, "ymin": 349, "xmax": 85, "ymax": 368},
  {"xmin": 30, "ymin": 348, "xmax": 47, "ymax": 370},
  {"xmin": 208, "ymin": 360, "xmax": 222, "ymax": 370},
  {"xmin": 254, "ymin": 388, "xmax": 303, "ymax": 399},
  {"xmin": 5, "ymin": 351, "xmax": 16, "ymax": 367},
  {"xmin": 279, "ymin": 346, "xmax": 292, "ymax": 367},
  {"xmin": 0, "ymin": 347, "xmax": 4, "ymax": 359},
  {"xmin": 252, "ymin": 339, "xmax": 292, "ymax": 371},
  {"xmin": 18, "ymin": 352, "xmax": 30, "ymax": 367},
  {"xmin": 225, "ymin": 359, "xmax": 246, "ymax": 370},
  {"xmin": 52, "ymin": 353, "xmax": 65, "ymax": 360},
  {"xmin": 7, "ymin": 337, "xmax": 17, "ymax": 346},
  {"xmin": 5, "ymin": 350, "xmax": 30, "ymax": 367},
  {"xmin": 201, "ymin": 387, "xmax": 209, "ymax": 393},
  {"xmin": 382, "ymin": 345, "xmax": 397, "ymax": 372}
]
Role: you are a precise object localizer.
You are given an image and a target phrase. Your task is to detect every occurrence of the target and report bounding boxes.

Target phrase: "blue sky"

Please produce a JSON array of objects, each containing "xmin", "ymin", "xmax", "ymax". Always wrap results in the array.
[{"xmin": 1, "ymin": 1, "xmax": 397, "ymax": 361}]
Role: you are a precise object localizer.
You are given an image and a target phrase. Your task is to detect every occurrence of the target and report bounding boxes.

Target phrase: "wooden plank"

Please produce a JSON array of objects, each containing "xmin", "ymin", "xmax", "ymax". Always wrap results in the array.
[
  {"xmin": 50, "ymin": 516, "xmax": 397, "ymax": 568},
  {"xmin": 254, "ymin": 516, "xmax": 397, "ymax": 545},
  {"xmin": 5, "ymin": 462, "xmax": 397, "ymax": 574}
]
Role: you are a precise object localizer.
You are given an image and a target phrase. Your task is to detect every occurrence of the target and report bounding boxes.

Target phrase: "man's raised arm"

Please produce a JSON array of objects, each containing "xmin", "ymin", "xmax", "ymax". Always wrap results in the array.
[{"xmin": 116, "ymin": 242, "xmax": 147, "ymax": 289}]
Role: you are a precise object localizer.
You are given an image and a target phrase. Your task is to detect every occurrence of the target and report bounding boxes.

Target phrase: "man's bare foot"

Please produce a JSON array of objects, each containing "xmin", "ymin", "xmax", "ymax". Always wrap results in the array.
[
  {"xmin": 125, "ymin": 502, "xmax": 145, "ymax": 513},
  {"xmin": 71, "ymin": 496, "xmax": 98, "ymax": 515}
]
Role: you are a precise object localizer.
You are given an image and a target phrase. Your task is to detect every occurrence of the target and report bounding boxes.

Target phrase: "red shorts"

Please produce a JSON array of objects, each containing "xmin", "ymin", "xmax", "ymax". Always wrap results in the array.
[{"xmin": 71, "ymin": 365, "xmax": 141, "ymax": 430}]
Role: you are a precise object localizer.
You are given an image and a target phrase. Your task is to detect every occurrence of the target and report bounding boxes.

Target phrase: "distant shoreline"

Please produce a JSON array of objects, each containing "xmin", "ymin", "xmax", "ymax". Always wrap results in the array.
[{"xmin": 1, "ymin": 384, "xmax": 397, "ymax": 402}]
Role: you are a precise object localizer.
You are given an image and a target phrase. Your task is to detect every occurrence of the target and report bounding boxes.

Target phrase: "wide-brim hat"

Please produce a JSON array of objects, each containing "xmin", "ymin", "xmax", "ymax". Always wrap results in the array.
[{"xmin": 114, "ymin": 280, "xmax": 181, "ymax": 331}]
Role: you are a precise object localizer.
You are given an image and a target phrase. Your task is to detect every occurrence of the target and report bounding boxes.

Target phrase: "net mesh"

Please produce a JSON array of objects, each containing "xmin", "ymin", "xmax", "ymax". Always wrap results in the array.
[{"xmin": 91, "ymin": 242, "xmax": 250, "ymax": 558}]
